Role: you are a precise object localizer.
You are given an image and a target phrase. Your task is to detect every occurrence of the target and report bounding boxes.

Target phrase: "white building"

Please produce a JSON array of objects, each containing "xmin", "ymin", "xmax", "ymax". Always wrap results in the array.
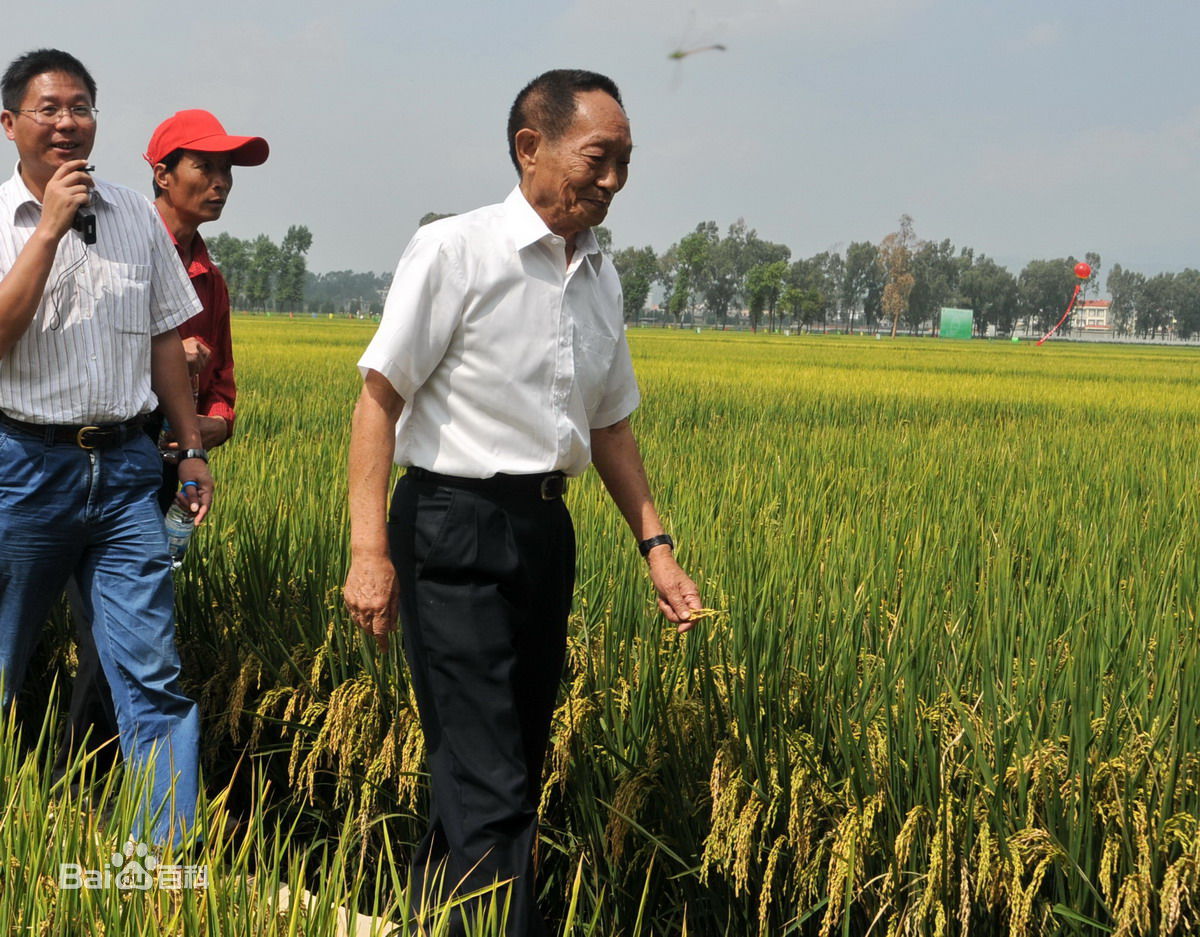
[{"xmin": 1074, "ymin": 299, "xmax": 1112, "ymax": 331}]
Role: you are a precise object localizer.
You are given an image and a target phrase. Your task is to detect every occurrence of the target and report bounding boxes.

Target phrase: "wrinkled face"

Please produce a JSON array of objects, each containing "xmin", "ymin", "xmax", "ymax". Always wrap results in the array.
[
  {"xmin": 0, "ymin": 71, "xmax": 96, "ymax": 191},
  {"xmin": 156, "ymin": 149, "xmax": 234, "ymax": 228},
  {"xmin": 518, "ymin": 89, "xmax": 632, "ymax": 240}
]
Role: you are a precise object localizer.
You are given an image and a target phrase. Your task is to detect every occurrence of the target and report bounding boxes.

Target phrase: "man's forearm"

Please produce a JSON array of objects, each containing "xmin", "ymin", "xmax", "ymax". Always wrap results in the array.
[
  {"xmin": 590, "ymin": 418, "xmax": 666, "ymax": 542},
  {"xmin": 591, "ymin": 417, "xmax": 702, "ymax": 628},
  {"xmin": 348, "ymin": 372, "xmax": 405, "ymax": 558},
  {"xmin": 150, "ymin": 330, "xmax": 202, "ymax": 449},
  {"xmin": 0, "ymin": 231, "xmax": 61, "ymax": 360}
]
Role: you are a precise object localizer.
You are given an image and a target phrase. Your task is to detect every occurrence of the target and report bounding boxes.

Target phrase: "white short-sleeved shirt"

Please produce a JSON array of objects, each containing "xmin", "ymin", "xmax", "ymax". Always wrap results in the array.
[
  {"xmin": 0, "ymin": 166, "xmax": 202, "ymax": 424},
  {"xmin": 358, "ymin": 187, "xmax": 640, "ymax": 478}
]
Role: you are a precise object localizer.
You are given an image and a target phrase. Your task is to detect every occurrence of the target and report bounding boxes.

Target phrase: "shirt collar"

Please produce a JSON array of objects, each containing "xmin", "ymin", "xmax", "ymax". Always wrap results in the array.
[
  {"xmin": 502, "ymin": 186, "xmax": 605, "ymax": 272},
  {"xmin": 2, "ymin": 162, "xmax": 108, "ymax": 224},
  {"xmin": 155, "ymin": 204, "xmax": 215, "ymax": 278}
]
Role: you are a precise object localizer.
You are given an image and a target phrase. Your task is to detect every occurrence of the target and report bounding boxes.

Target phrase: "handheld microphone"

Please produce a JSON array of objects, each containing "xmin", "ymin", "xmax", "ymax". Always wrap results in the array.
[{"xmin": 72, "ymin": 165, "xmax": 96, "ymax": 245}]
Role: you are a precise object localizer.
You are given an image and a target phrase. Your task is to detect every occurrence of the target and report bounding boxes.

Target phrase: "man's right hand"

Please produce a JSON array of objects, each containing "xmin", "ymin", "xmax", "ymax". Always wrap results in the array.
[
  {"xmin": 37, "ymin": 160, "xmax": 94, "ymax": 241},
  {"xmin": 181, "ymin": 337, "xmax": 212, "ymax": 376},
  {"xmin": 344, "ymin": 553, "xmax": 400, "ymax": 651}
]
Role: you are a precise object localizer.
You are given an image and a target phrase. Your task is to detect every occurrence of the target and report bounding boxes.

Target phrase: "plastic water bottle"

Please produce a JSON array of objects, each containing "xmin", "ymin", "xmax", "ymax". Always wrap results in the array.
[{"xmin": 164, "ymin": 503, "xmax": 195, "ymax": 569}]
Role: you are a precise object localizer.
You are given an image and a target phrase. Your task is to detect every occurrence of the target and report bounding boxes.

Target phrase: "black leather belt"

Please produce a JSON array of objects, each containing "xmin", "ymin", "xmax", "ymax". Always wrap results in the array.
[
  {"xmin": 0, "ymin": 410, "xmax": 146, "ymax": 449},
  {"xmin": 407, "ymin": 467, "xmax": 569, "ymax": 500}
]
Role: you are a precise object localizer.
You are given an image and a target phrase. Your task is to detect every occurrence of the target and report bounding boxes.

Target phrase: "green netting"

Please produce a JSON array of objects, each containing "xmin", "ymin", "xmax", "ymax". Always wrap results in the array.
[{"xmin": 939, "ymin": 307, "xmax": 974, "ymax": 339}]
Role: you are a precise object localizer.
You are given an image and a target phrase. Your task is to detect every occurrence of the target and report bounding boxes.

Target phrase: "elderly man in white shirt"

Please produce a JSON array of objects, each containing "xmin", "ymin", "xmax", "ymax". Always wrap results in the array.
[
  {"xmin": 0, "ymin": 48, "xmax": 212, "ymax": 849},
  {"xmin": 344, "ymin": 69, "xmax": 702, "ymax": 937}
]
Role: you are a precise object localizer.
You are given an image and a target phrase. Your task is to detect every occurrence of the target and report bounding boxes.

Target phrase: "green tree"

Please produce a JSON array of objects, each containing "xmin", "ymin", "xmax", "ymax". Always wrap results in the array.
[
  {"xmin": 677, "ymin": 222, "xmax": 716, "ymax": 324},
  {"xmin": 841, "ymin": 241, "xmax": 881, "ymax": 333},
  {"xmin": 418, "ymin": 212, "xmax": 456, "ymax": 226},
  {"xmin": 657, "ymin": 244, "xmax": 681, "ymax": 326},
  {"xmin": 741, "ymin": 233, "xmax": 790, "ymax": 270},
  {"xmin": 276, "ymin": 225, "xmax": 313, "ymax": 313},
  {"xmin": 306, "ymin": 269, "xmax": 391, "ymax": 315},
  {"xmin": 700, "ymin": 222, "xmax": 749, "ymax": 328},
  {"xmin": 1082, "ymin": 251, "xmax": 1102, "ymax": 299},
  {"xmin": 788, "ymin": 256, "xmax": 833, "ymax": 330},
  {"xmin": 206, "ymin": 232, "xmax": 250, "ymax": 310},
  {"xmin": 907, "ymin": 238, "xmax": 959, "ymax": 335},
  {"xmin": 808, "ymin": 251, "xmax": 843, "ymax": 330},
  {"xmin": 593, "ymin": 225, "xmax": 613, "ymax": 254},
  {"xmin": 1017, "ymin": 259, "xmax": 1077, "ymax": 335},
  {"xmin": 745, "ymin": 260, "xmax": 788, "ymax": 332},
  {"xmin": 245, "ymin": 234, "xmax": 278, "ymax": 311},
  {"xmin": 1138, "ymin": 273, "xmax": 1176, "ymax": 338},
  {"xmin": 959, "ymin": 255, "xmax": 1019, "ymax": 335},
  {"xmin": 739, "ymin": 233, "xmax": 789, "ymax": 330},
  {"xmin": 1173, "ymin": 269, "xmax": 1200, "ymax": 340},
  {"xmin": 1106, "ymin": 264, "xmax": 1143, "ymax": 336},
  {"xmin": 779, "ymin": 284, "xmax": 804, "ymax": 328},
  {"xmin": 612, "ymin": 245, "xmax": 658, "ymax": 322}
]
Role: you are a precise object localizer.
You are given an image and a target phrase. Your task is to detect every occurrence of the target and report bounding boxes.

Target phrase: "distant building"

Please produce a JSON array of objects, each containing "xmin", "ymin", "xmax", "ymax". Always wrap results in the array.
[{"xmin": 1075, "ymin": 299, "xmax": 1112, "ymax": 331}]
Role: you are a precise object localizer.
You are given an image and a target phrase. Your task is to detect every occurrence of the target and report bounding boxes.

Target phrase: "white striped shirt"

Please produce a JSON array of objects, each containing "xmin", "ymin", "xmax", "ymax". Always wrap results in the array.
[{"xmin": 0, "ymin": 165, "xmax": 201, "ymax": 424}]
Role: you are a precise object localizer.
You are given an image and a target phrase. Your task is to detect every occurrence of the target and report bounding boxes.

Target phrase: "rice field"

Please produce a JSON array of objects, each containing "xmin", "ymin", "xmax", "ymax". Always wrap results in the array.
[{"xmin": 4, "ymin": 320, "xmax": 1200, "ymax": 935}]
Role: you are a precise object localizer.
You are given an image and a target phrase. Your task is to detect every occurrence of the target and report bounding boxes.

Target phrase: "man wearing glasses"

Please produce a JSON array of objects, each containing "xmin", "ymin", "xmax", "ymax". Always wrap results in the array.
[{"xmin": 0, "ymin": 48, "xmax": 210, "ymax": 848}]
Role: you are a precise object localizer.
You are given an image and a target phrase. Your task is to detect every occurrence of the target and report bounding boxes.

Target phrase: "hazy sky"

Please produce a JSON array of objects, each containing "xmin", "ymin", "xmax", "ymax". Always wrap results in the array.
[{"xmin": 4, "ymin": 1, "xmax": 1197, "ymax": 280}]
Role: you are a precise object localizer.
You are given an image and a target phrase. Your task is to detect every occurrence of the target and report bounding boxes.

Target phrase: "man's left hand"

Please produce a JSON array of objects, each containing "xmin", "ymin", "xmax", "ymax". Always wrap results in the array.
[
  {"xmin": 176, "ymin": 458, "xmax": 214, "ymax": 525},
  {"xmin": 195, "ymin": 415, "xmax": 229, "ymax": 449},
  {"xmin": 646, "ymin": 548, "xmax": 703, "ymax": 633}
]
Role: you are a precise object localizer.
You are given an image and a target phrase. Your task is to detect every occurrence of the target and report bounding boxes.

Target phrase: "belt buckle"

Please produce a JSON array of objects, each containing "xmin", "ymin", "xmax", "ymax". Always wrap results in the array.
[
  {"xmin": 540, "ymin": 475, "xmax": 566, "ymax": 500},
  {"xmin": 75, "ymin": 425, "xmax": 101, "ymax": 449}
]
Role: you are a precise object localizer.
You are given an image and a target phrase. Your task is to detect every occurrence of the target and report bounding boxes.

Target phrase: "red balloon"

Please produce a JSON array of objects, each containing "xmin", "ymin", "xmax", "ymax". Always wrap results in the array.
[{"xmin": 1074, "ymin": 262, "xmax": 1092, "ymax": 279}]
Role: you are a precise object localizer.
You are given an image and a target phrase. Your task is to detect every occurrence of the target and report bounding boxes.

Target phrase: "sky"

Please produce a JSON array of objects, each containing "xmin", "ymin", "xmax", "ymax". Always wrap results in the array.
[{"xmin": 4, "ymin": 0, "xmax": 1197, "ymax": 282}]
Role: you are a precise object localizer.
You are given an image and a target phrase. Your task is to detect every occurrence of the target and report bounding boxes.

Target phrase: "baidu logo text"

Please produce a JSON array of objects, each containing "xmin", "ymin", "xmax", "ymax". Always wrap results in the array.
[{"xmin": 59, "ymin": 841, "xmax": 207, "ymax": 890}]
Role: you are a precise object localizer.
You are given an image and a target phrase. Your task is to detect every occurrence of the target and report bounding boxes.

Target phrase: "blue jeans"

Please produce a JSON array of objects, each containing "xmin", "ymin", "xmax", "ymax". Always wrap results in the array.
[{"xmin": 0, "ymin": 427, "xmax": 199, "ymax": 847}]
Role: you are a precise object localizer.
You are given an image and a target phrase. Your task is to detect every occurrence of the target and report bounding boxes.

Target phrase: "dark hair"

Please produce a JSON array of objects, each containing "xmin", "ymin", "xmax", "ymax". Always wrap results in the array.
[
  {"xmin": 506, "ymin": 69, "xmax": 622, "ymax": 175},
  {"xmin": 151, "ymin": 149, "xmax": 185, "ymax": 198},
  {"xmin": 2, "ymin": 49, "xmax": 96, "ymax": 112}
]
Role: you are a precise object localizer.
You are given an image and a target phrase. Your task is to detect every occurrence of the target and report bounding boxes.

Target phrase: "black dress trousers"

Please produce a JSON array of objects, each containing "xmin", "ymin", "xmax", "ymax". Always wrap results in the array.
[{"xmin": 388, "ymin": 471, "xmax": 576, "ymax": 937}]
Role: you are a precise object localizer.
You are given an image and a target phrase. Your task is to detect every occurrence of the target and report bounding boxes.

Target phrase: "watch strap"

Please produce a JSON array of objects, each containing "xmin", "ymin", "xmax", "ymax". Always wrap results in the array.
[
  {"xmin": 179, "ymin": 448, "xmax": 208, "ymax": 463},
  {"xmin": 638, "ymin": 533, "xmax": 674, "ymax": 557}
]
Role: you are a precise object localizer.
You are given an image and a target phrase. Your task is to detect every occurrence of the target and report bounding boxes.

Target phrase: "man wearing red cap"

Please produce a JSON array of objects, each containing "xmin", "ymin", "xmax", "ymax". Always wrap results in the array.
[
  {"xmin": 63, "ymin": 109, "xmax": 268, "ymax": 765},
  {"xmin": 144, "ymin": 109, "xmax": 268, "ymax": 475}
]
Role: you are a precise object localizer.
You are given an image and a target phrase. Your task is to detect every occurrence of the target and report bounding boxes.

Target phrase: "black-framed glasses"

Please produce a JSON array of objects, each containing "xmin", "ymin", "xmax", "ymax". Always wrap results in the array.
[{"xmin": 11, "ymin": 105, "xmax": 98, "ymax": 125}]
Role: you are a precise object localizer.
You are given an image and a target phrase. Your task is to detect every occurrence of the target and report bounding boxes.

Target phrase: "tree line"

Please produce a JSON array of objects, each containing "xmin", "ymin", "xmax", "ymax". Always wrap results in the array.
[
  {"xmin": 212, "ymin": 213, "xmax": 1199, "ymax": 340},
  {"xmin": 206, "ymin": 225, "xmax": 314, "ymax": 313},
  {"xmin": 607, "ymin": 214, "xmax": 1200, "ymax": 340}
]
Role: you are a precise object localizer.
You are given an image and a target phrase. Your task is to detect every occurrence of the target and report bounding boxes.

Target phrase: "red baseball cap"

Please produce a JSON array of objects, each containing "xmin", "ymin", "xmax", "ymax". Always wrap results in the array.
[{"xmin": 144, "ymin": 109, "xmax": 269, "ymax": 167}]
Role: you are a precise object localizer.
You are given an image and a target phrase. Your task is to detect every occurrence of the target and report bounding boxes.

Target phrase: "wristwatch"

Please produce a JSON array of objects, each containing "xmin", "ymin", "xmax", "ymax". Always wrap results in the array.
[
  {"xmin": 638, "ymin": 534, "xmax": 674, "ymax": 557},
  {"xmin": 178, "ymin": 448, "xmax": 209, "ymax": 463}
]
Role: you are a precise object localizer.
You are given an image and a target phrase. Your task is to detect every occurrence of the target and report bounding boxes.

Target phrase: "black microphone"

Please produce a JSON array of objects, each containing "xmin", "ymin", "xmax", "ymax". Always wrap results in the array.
[{"xmin": 72, "ymin": 164, "xmax": 96, "ymax": 245}]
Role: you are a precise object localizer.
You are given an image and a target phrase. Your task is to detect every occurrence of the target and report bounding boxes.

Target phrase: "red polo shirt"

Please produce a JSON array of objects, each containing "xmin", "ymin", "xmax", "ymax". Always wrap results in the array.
[{"xmin": 159, "ymin": 209, "xmax": 236, "ymax": 434}]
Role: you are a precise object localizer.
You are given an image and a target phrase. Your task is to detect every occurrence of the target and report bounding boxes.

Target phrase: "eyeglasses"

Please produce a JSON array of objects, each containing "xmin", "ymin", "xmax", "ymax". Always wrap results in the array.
[{"xmin": 11, "ymin": 105, "xmax": 98, "ymax": 125}]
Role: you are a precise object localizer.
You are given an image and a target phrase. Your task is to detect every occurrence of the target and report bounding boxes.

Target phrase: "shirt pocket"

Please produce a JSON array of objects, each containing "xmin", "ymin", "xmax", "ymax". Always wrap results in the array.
[
  {"xmin": 573, "ymin": 320, "xmax": 618, "ymax": 416},
  {"xmin": 99, "ymin": 263, "xmax": 152, "ymax": 333}
]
